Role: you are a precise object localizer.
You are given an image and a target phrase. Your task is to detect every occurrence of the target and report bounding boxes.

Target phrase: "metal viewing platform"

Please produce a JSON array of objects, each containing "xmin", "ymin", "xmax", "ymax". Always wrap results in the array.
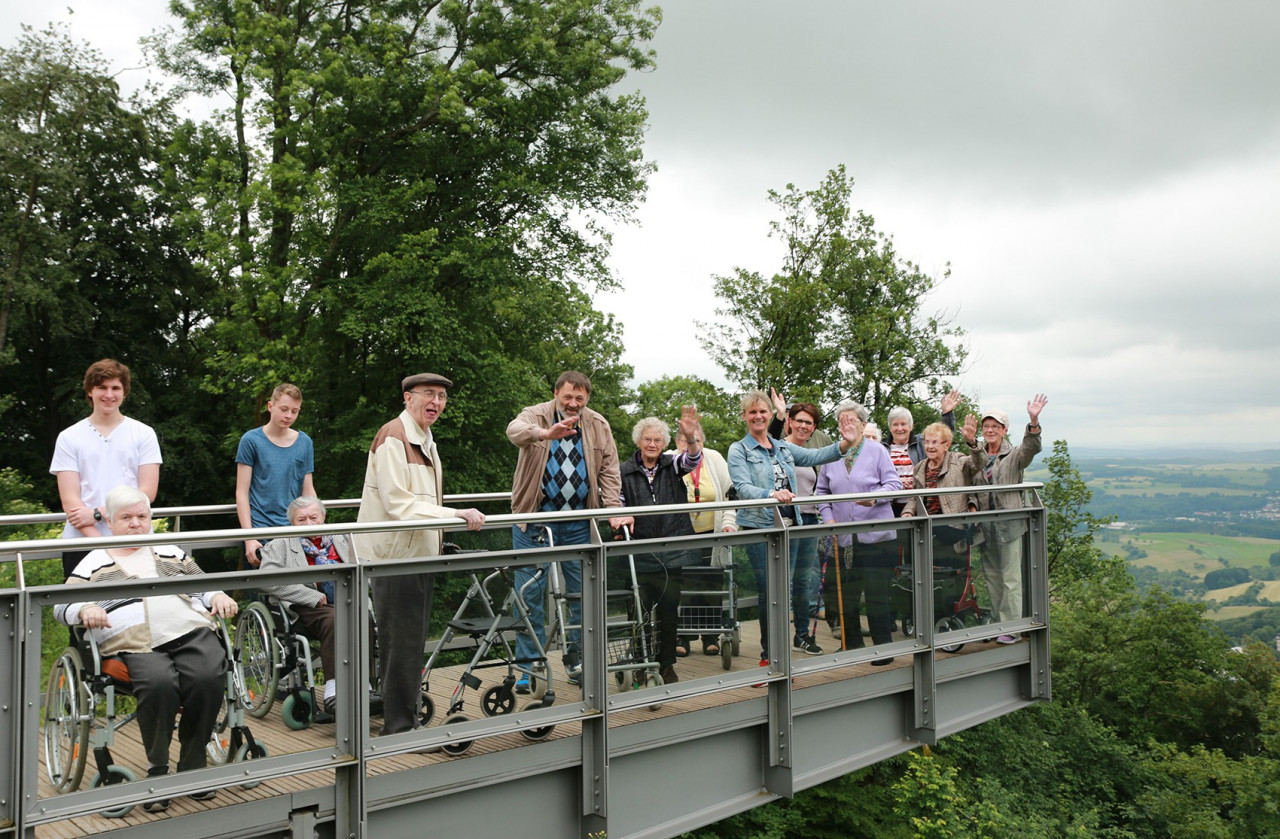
[{"xmin": 0, "ymin": 485, "xmax": 1049, "ymax": 839}]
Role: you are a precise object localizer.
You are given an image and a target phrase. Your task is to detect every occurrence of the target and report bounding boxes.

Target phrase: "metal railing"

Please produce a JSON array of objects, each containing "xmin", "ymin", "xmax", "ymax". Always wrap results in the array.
[{"xmin": 0, "ymin": 482, "xmax": 1049, "ymax": 839}]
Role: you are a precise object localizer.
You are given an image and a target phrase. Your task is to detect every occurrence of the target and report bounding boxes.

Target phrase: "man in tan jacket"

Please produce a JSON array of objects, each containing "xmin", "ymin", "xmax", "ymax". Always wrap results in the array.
[{"xmin": 357, "ymin": 373, "xmax": 484, "ymax": 734}]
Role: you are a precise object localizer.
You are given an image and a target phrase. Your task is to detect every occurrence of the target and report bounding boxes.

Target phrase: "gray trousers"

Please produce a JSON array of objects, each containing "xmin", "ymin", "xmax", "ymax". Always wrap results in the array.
[
  {"xmin": 371, "ymin": 572, "xmax": 434, "ymax": 736},
  {"xmin": 119, "ymin": 627, "xmax": 225, "ymax": 773}
]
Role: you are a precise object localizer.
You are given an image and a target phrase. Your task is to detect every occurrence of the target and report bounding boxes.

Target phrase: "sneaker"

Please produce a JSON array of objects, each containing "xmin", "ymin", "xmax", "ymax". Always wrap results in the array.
[
  {"xmin": 190, "ymin": 790, "xmax": 218, "ymax": 802},
  {"xmin": 514, "ymin": 674, "xmax": 531, "ymax": 695},
  {"xmin": 792, "ymin": 634, "xmax": 823, "ymax": 656},
  {"xmin": 996, "ymin": 634, "xmax": 1020, "ymax": 645},
  {"xmin": 565, "ymin": 663, "xmax": 583, "ymax": 686},
  {"xmin": 752, "ymin": 657, "xmax": 770, "ymax": 688}
]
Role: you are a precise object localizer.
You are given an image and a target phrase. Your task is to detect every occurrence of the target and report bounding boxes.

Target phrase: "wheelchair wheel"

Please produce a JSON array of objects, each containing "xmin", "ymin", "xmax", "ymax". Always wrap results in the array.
[
  {"xmin": 282, "ymin": 691, "xmax": 314, "ymax": 730},
  {"xmin": 481, "ymin": 685, "xmax": 515, "ymax": 717},
  {"xmin": 91, "ymin": 764, "xmax": 138, "ymax": 818},
  {"xmin": 235, "ymin": 602, "xmax": 280, "ymax": 718},
  {"xmin": 43, "ymin": 648, "xmax": 91, "ymax": 794},
  {"xmin": 207, "ymin": 716, "xmax": 232, "ymax": 766},
  {"xmin": 232, "ymin": 741, "xmax": 269, "ymax": 789},
  {"xmin": 441, "ymin": 714, "xmax": 473, "ymax": 756}
]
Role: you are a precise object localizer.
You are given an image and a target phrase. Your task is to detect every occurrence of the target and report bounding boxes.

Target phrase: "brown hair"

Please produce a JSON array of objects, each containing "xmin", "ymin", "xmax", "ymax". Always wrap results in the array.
[
  {"xmin": 271, "ymin": 383, "xmax": 303, "ymax": 402},
  {"xmin": 788, "ymin": 402, "xmax": 820, "ymax": 424},
  {"xmin": 554, "ymin": 371, "xmax": 592, "ymax": 395},
  {"xmin": 83, "ymin": 359, "xmax": 131, "ymax": 400}
]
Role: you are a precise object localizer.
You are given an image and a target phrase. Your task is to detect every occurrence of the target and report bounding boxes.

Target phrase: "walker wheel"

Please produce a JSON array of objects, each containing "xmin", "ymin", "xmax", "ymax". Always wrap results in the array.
[
  {"xmin": 646, "ymin": 672, "xmax": 663, "ymax": 711},
  {"xmin": 521, "ymin": 723, "xmax": 555, "ymax": 741},
  {"xmin": 720, "ymin": 636, "xmax": 733, "ymax": 671},
  {"xmin": 419, "ymin": 693, "xmax": 435, "ymax": 727},
  {"xmin": 936, "ymin": 616, "xmax": 965, "ymax": 653},
  {"xmin": 441, "ymin": 714, "xmax": 474, "ymax": 756},
  {"xmin": 91, "ymin": 765, "xmax": 138, "ymax": 818},
  {"xmin": 481, "ymin": 685, "xmax": 516, "ymax": 717}
]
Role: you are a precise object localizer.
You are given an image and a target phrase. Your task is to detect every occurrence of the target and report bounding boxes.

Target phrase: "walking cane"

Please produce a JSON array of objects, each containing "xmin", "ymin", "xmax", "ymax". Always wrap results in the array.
[
  {"xmin": 834, "ymin": 539, "xmax": 847, "ymax": 651},
  {"xmin": 810, "ymin": 537, "xmax": 829, "ymax": 642}
]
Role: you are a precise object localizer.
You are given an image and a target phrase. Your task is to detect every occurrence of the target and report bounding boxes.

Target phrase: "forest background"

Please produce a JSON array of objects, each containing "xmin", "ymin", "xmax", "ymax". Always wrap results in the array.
[{"xmin": 3, "ymin": 3, "xmax": 1280, "ymax": 836}]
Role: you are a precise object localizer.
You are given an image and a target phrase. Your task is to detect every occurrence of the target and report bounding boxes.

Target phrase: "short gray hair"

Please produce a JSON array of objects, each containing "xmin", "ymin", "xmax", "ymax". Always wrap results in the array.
[
  {"xmin": 834, "ymin": 400, "xmax": 869, "ymax": 423},
  {"xmin": 105, "ymin": 485, "xmax": 150, "ymax": 519},
  {"xmin": 287, "ymin": 495, "xmax": 326, "ymax": 521},
  {"xmin": 631, "ymin": 417, "xmax": 671, "ymax": 447},
  {"xmin": 887, "ymin": 406, "xmax": 913, "ymax": 428}
]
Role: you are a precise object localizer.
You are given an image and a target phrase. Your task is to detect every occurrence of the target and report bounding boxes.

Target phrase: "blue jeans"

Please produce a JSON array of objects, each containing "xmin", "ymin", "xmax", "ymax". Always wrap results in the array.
[
  {"xmin": 744, "ymin": 522, "xmax": 807, "ymax": 659},
  {"xmin": 794, "ymin": 512, "xmax": 822, "ymax": 634},
  {"xmin": 513, "ymin": 520, "xmax": 588, "ymax": 667}
]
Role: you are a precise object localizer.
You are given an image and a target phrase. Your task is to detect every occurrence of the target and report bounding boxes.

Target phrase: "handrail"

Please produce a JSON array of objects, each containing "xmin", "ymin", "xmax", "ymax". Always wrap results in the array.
[
  {"xmin": 0, "ymin": 483, "xmax": 1043, "ymax": 558},
  {"xmin": 0, "ymin": 483, "xmax": 1041, "ymax": 539}
]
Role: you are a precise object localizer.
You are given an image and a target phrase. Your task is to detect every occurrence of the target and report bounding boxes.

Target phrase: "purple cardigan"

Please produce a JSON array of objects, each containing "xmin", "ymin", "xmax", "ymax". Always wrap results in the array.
[{"xmin": 815, "ymin": 442, "xmax": 902, "ymax": 545}]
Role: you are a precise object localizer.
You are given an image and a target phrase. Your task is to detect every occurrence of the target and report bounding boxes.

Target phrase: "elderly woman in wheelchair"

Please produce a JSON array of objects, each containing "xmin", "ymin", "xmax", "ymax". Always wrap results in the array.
[{"xmin": 52, "ymin": 485, "xmax": 239, "ymax": 813}]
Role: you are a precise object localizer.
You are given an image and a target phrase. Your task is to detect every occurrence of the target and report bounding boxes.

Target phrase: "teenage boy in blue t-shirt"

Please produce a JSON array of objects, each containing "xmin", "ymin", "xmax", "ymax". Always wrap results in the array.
[{"xmin": 235, "ymin": 383, "xmax": 315, "ymax": 567}]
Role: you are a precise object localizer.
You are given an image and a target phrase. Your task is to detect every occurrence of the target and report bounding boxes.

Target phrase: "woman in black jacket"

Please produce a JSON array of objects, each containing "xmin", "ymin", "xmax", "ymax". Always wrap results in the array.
[{"xmin": 609, "ymin": 406, "xmax": 702, "ymax": 685}]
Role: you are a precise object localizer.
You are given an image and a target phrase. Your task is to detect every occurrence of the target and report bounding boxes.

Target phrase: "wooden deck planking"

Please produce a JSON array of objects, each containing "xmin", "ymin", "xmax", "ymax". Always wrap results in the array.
[{"xmin": 35, "ymin": 615, "xmax": 989, "ymax": 836}]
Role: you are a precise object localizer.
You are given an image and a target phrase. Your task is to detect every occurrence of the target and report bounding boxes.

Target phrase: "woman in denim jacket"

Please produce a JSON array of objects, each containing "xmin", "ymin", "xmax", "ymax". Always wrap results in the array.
[{"xmin": 728, "ymin": 391, "xmax": 857, "ymax": 663}]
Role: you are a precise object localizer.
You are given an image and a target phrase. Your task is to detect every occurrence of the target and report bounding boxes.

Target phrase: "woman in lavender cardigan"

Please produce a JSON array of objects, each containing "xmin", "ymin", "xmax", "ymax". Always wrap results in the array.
[{"xmin": 815, "ymin": 401, "xmax": 901, "ymax": 658}]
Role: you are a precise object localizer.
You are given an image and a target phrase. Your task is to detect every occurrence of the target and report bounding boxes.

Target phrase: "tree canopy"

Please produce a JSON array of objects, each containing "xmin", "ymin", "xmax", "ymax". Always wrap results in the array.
[
  {"xmin": 703, "ymin": 165, "xmax": 968, "ymax": 424},
  {"xmin": 1, "ymin": 3, "xmax": 659, "ymax": 509}
]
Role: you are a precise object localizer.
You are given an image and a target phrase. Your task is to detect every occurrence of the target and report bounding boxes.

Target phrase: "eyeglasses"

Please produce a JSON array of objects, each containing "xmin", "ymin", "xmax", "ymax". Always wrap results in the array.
[
  {"xmin": 790, "ymin": 418, "xmax": 815, "ymax": 427},
  {"xmin": 409, "ymin": 389, "xmax": 448, "ymax": 401}
]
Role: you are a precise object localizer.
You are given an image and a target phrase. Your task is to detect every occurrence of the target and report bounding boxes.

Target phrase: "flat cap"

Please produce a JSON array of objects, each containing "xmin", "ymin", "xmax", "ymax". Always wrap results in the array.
[{"xmin": 401, "ymin": 372, "xmax": 453, "ymax": 392}]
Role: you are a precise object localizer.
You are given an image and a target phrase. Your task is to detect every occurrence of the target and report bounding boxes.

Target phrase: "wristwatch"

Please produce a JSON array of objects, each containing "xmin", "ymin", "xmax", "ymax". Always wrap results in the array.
[{"xmin": 93, "ymin": 507, "xmax": 103, "ymax": 522}]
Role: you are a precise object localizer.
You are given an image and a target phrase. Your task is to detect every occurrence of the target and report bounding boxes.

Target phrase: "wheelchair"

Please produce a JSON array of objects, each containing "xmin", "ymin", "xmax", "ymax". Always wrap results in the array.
[
  {"xmin": 41, "ymin": 619, "xmax": 267, "ymax": 818},
  {"xmin": 233, "ymin": 598, "xmax": 323, "ymax": 730}
]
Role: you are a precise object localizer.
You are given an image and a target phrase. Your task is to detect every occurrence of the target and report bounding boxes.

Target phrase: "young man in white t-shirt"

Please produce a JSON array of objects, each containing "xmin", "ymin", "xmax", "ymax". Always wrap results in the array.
[{"xmin": 50, "ymin": 359, "xmax": 163, "ymax": 577}]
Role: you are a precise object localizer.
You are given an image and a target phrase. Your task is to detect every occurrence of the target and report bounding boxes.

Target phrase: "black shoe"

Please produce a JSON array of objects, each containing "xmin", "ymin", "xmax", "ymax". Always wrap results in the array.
[
  {"xmin": 871, "ymin": 657, "xmax": 895, "ymax": 666},
  {"xmin": 793, "ymin": 633, "xmax": 823, "ymax": 655},
  {"xmin": 190, "ymin": 789, "xmax": 218, "ymax": 802},
  {"xmin": 143, "ymin": 766, "xmax": 170, "ymax": 812},
  {"xmin": 368, "ymin": 692, "xmax": 384, "ymax": 715},
  {"xmin": 659, "ymin": 665, "xmax": 678, "ymax": 685}
]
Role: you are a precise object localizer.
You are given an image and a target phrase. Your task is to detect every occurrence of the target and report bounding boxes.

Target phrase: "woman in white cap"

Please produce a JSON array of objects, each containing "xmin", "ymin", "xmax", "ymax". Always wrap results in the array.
[{"xmin": 961, "ymin": 394, "xmax": 1048, "ymax": 643}]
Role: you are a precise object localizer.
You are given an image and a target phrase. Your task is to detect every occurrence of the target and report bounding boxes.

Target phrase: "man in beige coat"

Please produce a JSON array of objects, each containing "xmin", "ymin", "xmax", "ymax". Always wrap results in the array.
[
  {"xmin": 357, "ymin": 373, "xmax": 484, "ymax": 734},
  {"xmin": 506, "ymin": 371, "xmax": 620, "ymax": 688}
]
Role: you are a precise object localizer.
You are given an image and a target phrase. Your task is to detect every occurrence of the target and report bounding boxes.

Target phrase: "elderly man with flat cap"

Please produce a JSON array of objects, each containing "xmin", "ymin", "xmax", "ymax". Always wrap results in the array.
[
  {"xmin": 356, "ymin": 373, "xmax": 485, "ymax": 735},
  {"xmin": 961, "ymin": 394, "xmax": 1048, "ymax": 643}
]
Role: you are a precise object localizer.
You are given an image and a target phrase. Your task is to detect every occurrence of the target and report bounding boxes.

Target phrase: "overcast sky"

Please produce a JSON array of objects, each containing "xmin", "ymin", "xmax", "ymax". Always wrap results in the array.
[{"xmin": 6, "ymin": 1, "xmax": 1279, "ymax": 450}]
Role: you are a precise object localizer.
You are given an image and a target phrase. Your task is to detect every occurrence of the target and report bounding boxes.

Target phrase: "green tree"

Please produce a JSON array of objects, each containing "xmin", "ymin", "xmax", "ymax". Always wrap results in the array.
[
  {"xmin": 1042, "ymin": 440, "xmax": 1114, "ymax": 594},
  {"xmin": 703, "ymin": 165, "xmax": 967, "ymax": 417},
  {"xmin": 892, "ymin": 747, "xmax": 1005, "ymax": 839},
  {"xmin": 0, "ymin": 23, "xmax": 218, "ymax": 508},
  {"xmin": 156, "ymin": 0, "xmax": 659, "ymax": 499},
  {"xmin": 1138, "ymin": 742, "xmax": 1280, "ymax": 838}
]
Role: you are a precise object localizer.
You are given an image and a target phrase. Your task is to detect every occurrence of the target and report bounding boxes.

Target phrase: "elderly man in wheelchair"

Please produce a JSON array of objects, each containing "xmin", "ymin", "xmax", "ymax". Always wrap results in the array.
[
  {"xmin": 53, "ymin": 485, "xmax": 240, "ymax": 813},
  {"xmin": 250, "ymin": 495, "xmax": 376, "ymax": 724}
]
